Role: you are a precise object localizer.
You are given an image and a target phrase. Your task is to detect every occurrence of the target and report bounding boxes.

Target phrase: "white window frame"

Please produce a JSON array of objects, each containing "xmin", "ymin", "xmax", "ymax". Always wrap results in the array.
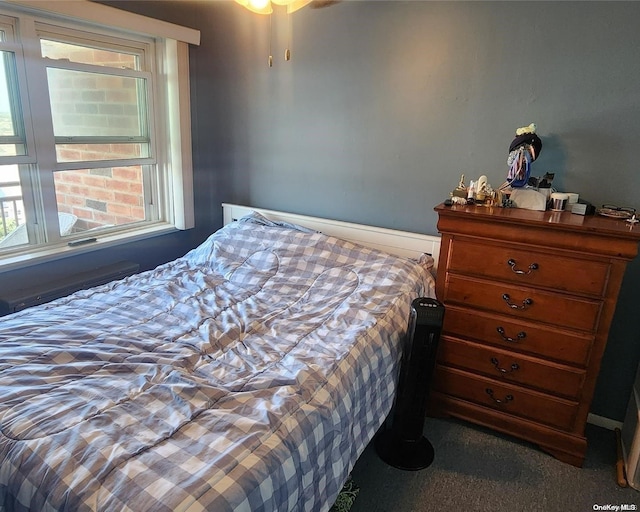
[{"xmin": 0, "ymin": 0, "xmax": 200, "ymax": 272}]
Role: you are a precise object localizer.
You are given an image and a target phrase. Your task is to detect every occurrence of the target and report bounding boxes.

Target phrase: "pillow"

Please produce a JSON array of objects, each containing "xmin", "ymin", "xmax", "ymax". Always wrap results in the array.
[
  {"xmin": 238, "ymin": 211, "xmax": 318, "ymax": 234},
  {"xmin": 416, "ymin": 252, "xmax": 434, "ymax": 273},
  {"xmin": 415, "ymin": 252, "xmax": 437, "ymax": 298}
]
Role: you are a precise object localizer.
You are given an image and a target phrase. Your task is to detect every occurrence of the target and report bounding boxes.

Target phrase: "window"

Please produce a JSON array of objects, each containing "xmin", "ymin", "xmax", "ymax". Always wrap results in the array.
[{"xmin": 0, "ymin": 3, "xmax": 199, "ymax": 269}]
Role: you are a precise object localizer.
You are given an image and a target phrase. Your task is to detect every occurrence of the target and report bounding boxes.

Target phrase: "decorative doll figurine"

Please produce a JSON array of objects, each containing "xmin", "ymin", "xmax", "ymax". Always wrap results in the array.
[{"xmin": 506, "ymin": 123, "xmax": 542, "ymax": 188}]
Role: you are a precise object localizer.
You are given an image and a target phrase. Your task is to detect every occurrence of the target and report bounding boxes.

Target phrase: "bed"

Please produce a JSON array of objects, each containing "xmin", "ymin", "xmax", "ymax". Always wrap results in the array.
[{"xmin": 0, "ymin": 205, "xmax": 439, "ymax": 512}]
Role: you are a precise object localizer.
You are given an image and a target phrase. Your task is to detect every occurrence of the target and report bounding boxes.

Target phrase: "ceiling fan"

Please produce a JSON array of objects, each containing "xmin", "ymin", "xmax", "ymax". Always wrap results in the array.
[
  {"xmin": 235, "ymin": 0, "xmax": 340, "ymax": 66},
  {"xmin": 234, "ymin": 0, "xmax": 340, "ymax": 15}
]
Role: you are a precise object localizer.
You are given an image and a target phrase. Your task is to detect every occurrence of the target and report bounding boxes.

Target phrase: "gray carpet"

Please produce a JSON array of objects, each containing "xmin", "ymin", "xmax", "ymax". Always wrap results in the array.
[{"xmin": 349, "ymin": 417, "xmax": 639, "ymax": 512}]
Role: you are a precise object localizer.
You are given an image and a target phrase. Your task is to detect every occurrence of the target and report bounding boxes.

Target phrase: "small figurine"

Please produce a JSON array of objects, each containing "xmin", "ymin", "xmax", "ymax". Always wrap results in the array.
[
  {"xmin": 506, "ymin": 123, "xmax": 542, "ymax": 188},
  {"xmin": 538, "ymin": 172, "xmax": 555, "ymax": 188},
  {"xmin": 451, "ymin": 174, "xmax": 467, "ymax": 198}
]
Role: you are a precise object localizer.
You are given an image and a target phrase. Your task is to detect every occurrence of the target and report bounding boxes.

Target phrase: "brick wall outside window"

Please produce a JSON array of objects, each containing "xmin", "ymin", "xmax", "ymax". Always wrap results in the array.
[{"xmin": 54, "ymin": 165, "xmax": 144, "ymax": 231}]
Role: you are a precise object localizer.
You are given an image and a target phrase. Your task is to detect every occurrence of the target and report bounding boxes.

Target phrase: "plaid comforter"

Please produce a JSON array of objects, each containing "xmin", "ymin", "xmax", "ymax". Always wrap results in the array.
[{"xmin": 0, "ymin": 212, "xmax": 435, "ymax": 512}]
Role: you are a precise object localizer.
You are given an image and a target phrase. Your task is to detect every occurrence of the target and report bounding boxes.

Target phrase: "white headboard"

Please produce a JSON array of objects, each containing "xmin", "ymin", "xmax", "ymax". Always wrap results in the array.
[{"xmin": 222, "ymin": 203, "xmax": 441, "ymax": 270}]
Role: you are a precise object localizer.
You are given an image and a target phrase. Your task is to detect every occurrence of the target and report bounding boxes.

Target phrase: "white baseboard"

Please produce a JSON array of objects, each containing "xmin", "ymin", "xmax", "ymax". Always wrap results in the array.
[{"xmin": 588, "ymin": 412, "xmax": 623, "ymax": 431}]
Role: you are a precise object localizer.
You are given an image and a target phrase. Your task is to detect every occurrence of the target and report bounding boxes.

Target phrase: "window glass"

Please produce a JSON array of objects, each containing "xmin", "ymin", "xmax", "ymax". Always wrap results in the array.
[
  {"xmin": 40, "ymin": 39, "xmax": 139, "ymax": 70},
  {"xmin": 53, "ymin": 165, "xmax": 146, "ymax": 235},
  {"xmin": 46, "ymin": 68, "xmax": 149, "ymax": 141},
  {"xmin": 0, "ymin": 50, "xmax": 26, "ymax": 156},
  {"xmin": 0, "ymin": 164, "xmax": 25, "ymax": 248},
  {"xmin": 55, "ymin": 142, "xmax": 145, "ymax": 163}
]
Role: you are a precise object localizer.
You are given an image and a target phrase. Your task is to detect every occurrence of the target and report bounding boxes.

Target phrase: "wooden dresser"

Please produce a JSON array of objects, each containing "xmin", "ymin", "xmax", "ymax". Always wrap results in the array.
[{"xmin": 430, "ymin": 203, "xmax": 640, "ymax": 466}]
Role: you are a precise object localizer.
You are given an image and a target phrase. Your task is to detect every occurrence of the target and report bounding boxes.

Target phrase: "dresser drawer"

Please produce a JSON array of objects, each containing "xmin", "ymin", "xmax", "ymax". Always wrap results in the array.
[
  {"xmin": 447, "ymin": 238, "xmax": 610, "ymax": 296},
  {"xmin": 438, "ymin": 336, "xmax": 585, "ymax": 399},
  {"xmin": 442, "ymin": 305, "xmax": 594, "ymax": 366},
  {"xmin": 444, "ymin": 274, "xmax": 602, "ymax": 332},
  {"xmin": 433, "ymin": 365, "xmax": 579, "ymax": 431}
]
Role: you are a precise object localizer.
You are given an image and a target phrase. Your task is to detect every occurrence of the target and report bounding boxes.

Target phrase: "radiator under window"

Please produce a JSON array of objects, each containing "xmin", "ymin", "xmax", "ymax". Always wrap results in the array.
[{"xmin": 0, "ymin": 260, "xmax": 139, "ymax": 316}]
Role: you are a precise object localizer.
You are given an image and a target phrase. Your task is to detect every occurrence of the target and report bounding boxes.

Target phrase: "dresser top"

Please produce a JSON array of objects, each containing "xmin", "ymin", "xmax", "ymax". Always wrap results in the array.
[
  {"xmin": 434, "ymin": 203, "xmax": 640, "ymax": 241},
  {"xmin": 434, "ymin": 203, "xmax": 640, "ymax": 259}
]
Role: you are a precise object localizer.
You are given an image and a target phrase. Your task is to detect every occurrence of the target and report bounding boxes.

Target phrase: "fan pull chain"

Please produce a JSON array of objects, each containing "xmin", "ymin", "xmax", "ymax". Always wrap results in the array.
[
  {"xmin": 269, "ymin": 13, "xmax": 273, "ymax": 67},
  {"xmin": 285, "ymin": 10, "xmax": 292, "ymax": 61}
]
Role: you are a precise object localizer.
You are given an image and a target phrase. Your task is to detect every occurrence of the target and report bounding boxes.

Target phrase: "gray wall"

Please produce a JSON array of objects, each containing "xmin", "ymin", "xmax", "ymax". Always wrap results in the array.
[{"xmin": 71, "ymin": 1, "xmax": 640, "ymax": 421}]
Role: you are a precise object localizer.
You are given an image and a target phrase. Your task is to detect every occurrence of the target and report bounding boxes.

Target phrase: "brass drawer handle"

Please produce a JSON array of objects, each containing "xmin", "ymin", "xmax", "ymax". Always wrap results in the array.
[
  {"xmin": 507, "ymin": 259, "xmax": 539, "ymax": 275},
  {"xmin": 502, "ymin": 293, "xmax": 533, "ymax": 310},
  {"xmin": 486, "ymin": 388, "xmax": 514, "ymax": 405},
  {"xmin": 496, "ymin": 326, "xmax": 527, "ymax": 343},
  {"xmin": 491, "ymin": 357, "xmax": 519, "ymax": 374}
]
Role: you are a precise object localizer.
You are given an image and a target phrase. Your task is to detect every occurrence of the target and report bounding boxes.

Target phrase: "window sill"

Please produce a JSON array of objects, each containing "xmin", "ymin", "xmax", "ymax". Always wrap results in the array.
[{"xmin": 0, "ymin": 223, "xmax": 179, "ymax": 274}]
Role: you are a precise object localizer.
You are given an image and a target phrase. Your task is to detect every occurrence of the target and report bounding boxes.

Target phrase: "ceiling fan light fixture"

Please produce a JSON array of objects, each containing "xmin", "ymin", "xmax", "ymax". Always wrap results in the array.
[
  {"xmin": 235, "ymin": 0, "xmax": 273, "ymax": 15},
  {"xmin": 272, "ymin": 0, "xmax": 313, "ymax": 13}
]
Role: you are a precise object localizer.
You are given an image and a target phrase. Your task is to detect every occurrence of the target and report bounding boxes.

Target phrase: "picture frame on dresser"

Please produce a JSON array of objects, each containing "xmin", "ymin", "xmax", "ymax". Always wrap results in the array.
[{"xmin": 429, "ymin": 202, "xmax": 640, "ymax": 467}]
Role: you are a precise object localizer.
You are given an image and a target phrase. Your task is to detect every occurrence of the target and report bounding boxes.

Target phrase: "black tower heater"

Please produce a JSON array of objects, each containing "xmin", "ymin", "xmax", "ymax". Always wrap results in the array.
[{"xmin": 375, "ymin": 297, "xmax": 445, "ymax": 470}]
